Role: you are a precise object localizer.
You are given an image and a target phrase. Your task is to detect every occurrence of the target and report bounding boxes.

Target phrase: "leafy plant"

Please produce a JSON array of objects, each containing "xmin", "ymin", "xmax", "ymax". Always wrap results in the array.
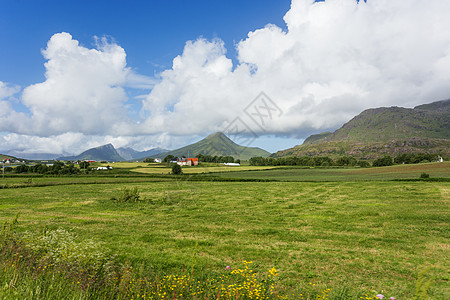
[
  {"xmin": 112, "ymin": 187, "xmax": 141, "ymax": 202},
  {"xmin": 171, "ymin": 163, "xmax": 183, "ymax": 175}
]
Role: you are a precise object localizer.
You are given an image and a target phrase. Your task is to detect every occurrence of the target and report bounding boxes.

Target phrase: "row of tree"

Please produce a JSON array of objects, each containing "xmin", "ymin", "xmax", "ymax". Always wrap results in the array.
[
  {"xmin": 249, "ymin": 153, "xmax": 443, "ymax": 167},
  {"xmin": 249, "ymin": 156, "xmax": 365, "ymax": 167},
  {"xmin": 11, "ymin": 162, "xmax": 81, "ymax": 175},
  {"xmin": 195, "ymin": 154, "xmax": 239, "ymax": 164},
  {"xmin": 393, "ymin": 153, "xmax": 440, "ymax": 164}
]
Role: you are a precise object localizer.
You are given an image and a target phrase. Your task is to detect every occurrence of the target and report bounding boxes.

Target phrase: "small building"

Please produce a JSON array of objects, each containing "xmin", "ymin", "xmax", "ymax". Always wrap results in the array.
[
  {"xmin": 177, "ymin": 158, "xmax": 199, "ymax": 166},
  {"xmin": 97, "ymin": 166, "xmax": 112, "ymax": 170},
  {"xmin": 154, "ymin": 158, "xmax": 162, "ymax": 163},
  {"xmin": 223, "ymin": 163, "xmax": 240, "ymax": 166}
]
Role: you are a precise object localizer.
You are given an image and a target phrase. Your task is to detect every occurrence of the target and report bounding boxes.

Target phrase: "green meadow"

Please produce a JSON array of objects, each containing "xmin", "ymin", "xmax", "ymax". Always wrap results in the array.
[{"xmin": 0, "ymin": 163, "xmax": 449, "ymax": 299}]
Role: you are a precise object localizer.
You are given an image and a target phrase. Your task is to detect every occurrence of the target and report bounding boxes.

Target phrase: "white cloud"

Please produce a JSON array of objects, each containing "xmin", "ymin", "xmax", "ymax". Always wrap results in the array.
[
  {"xmin": 141, "ymin": 0, "xmax": 450, "ymax": 137},
  {"xmin": 19, "ymin": 32, "xmax": 134, "ymax": 136},
  {"xmin": 0, "ymin": 81, "xmax": 20, "ymax": 100}
]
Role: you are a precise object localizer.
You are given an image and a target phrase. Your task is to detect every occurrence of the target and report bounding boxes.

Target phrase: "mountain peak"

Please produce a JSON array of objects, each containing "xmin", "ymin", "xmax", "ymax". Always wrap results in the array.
[
  {"xmin": 152, "ymin": 132, "xmax": 269, "ymax": 160},
  {"xmin": 205, "ymin": 132, "xmax": 226, "ymax": 138},
  {"xmin": 59, "ymin": 143, "xmax": 124, "ymax": 161}
]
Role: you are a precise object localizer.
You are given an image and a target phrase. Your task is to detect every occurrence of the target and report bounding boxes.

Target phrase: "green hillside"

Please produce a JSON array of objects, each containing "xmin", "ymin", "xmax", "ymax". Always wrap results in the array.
[
  {"xmin": 0, "ymin": 154, "xmax": 15, "ymax": 161},
  {"xmin": 275, "ymin": 99, "xmax": 450, "ymax": 159},
  {"xmin": 152, "ymin": 132, "xmax": 270, "ymax": 160},
  {"xmin": 59, "ymin": 144, "xmax": 124, "ymax": 161}
]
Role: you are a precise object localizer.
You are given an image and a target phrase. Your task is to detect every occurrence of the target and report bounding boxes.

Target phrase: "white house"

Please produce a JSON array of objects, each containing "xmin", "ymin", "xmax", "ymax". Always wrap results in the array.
[
  {"xmin": 223, "ymin": 163, "xmax": 240, "ymax": 166},
  {"xmin": 154, "ymin": 158, "xmax": 162, "ymax": 163},
  {"xmin": 97, "ymin": 166, "xmax": 112, "ymax": 170}
]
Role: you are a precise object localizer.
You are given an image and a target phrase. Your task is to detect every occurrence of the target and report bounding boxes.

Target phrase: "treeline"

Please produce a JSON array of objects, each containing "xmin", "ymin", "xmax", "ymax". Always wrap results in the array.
[
  {"xmin": 160, "ymin": 154, "xmax": 240, "ymax": 164},
  {"xmin": 10, "ymin": 162, "xmax": 80, "ymax": 175},
  {"xmin": 394, "ymin": 153, "xmax": 440, "ymax": 164},
  {"xmin": 196, "ymin": 154, "xmax": 240, "ymax": 164},
  {"xmin": 250, "ymin": 153, "xmax": 443, "ymax": 167},
  {"xmin": 249, "ymin": 156, "xmax": 367, "ymax": 167}
]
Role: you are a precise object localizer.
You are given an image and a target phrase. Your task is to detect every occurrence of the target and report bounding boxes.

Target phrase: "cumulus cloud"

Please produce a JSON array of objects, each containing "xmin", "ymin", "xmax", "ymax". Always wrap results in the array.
[
  {"xmin": 0, "ymin": 81, "xmax": 20, "ymax": 100},
  {"xmin": 141, "ymin": 0, "xmax": 450, "ymax": 138},
  {"xmin": 18, "ymin": 32, "xmax": 136, "ymax": 136}
]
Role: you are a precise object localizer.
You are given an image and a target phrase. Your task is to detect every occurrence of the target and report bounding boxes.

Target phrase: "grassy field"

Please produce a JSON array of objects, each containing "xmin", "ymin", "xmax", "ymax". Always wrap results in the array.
[
  {"xmin": 0, "ymin": 169, "xmax": 449, "ymax": 298},
  {"xmin": 97, "ymin": 162, "xmax": 278, "ymax": 175},
  {"xmin": 213, "ymin": 162, "xmax": 450, "ymax": 181}
]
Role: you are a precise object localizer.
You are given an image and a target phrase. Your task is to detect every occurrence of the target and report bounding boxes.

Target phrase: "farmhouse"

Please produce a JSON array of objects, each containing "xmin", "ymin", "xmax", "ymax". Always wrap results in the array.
[
  {"xmin": 177, "ymin": 158, "xmax": 199, "ymax": 166},
  {"xmin": 223, "ymin": 163, "xmax": 240, "ymax": 166},
  {"xmin": 96, "ymin": 166, "xmax": 112, "ymax": 170}
]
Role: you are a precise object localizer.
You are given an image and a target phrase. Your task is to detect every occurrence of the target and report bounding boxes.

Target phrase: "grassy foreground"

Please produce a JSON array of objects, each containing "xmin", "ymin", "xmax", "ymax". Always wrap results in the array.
[{"xmin": 0, "ymin": 173, "xmax": 449, "ymax": 299}]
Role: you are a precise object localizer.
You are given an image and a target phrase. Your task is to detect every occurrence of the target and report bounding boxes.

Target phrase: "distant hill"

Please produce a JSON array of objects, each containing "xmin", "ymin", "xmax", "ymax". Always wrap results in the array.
[
  {"xmin": 58, "ymin": 144, "xmax": 124, "ymax": 161},
  {"xmin": 117, "ymin": 147, "xmax": 168, "ymax": 161},
  {"xmin": 0, "ymin": 154, "xmax": 22, "ymax": 161},
  {"xmin": 274, "ymin": 99, "xmax": 450, "ymax": 159},
  {"xmin": 151, "ymin": 132, "xmax": 270, "ymax": 161}
]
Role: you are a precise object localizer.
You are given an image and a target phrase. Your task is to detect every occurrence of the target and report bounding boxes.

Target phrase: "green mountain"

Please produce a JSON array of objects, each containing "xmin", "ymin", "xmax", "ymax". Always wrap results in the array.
[
  {"xmin": 274, "ymin": 99, "xmax": 450, "ymax": 159},
  {"xmin": 58, "ymin": 144, "xmax": 124, "ymax": 161},
  {"xmin": 151, "ymin": 132, "xmax": 270, "ymax": 160}
]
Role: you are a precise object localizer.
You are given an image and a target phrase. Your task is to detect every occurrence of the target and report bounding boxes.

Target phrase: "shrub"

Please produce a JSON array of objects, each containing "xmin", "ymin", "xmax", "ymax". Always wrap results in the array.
[
  {"xmin": 372, "ymin": 155, "xmax": 393, "ymax": 167},
  {"xmin": 23, "ymin": 228, "xmax": 109, "ymax": 269},
  {"xmin": 358, "ymin": 160, "xmax": 371, "ymax": 168},
  {"xmin": 171, "ymin": 163, "xmax": 183, "ymax": 175},
  {"xmin": 420, "ymin": 173, "xmax": 430, "ymax": 179},
  {"xmin": 112, "ymin": 187, "xmax": 141, "ymax": 202}
]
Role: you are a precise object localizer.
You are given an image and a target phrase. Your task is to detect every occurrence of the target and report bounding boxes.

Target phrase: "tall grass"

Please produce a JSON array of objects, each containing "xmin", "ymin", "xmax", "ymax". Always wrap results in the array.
[{"xmin": 0, "ymin": 218, "xmax": 290, "ymax": 299}]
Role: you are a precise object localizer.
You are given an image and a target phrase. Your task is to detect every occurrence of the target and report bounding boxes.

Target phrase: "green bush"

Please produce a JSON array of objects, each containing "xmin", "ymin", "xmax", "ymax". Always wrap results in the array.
[
  {"xmin": 372, "ymin": 155, "xmax": 393, "ymax": 167},
  {"xmin": 420, "ymin": 173, "xmax": 430, "ymax": 179},
  {"xmin": 112, "ymin": 187, "xmax": 141, "ymax": 202},
  {"xmin": 357, "ymin": 160, "xmax": 371, "ymax": 168},
  {"xmin": 171, "ymin": 164, "xmax": 183, "ymax": 175}
]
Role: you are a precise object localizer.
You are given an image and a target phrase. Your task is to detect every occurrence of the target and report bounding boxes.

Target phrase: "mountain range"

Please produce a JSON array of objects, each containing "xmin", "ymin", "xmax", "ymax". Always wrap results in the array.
[
  {"xmin": 56, "ymin": 132, "xmax": 269, "ymax": 162},
  {"xmin": 151, "ymin": 132, "xmax": 270, "ymax": 161},
  {"xmin": 57, "ymin": 144, "xmax": 168, "ymax": 162},
  {"xmin": 274, "ymin": 99, "xmax": 450, "ymax": 159}
]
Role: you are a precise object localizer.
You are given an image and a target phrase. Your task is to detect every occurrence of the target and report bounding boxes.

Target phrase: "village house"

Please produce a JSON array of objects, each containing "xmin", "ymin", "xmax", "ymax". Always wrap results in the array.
[{"xmin": 177, "ymin": 157, "xmax": 199, "ymax": 166}]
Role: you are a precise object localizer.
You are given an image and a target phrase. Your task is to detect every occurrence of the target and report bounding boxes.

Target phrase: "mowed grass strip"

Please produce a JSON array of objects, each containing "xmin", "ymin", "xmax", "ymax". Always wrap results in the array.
[{"xmin": 0, "ymin": 180, "xmax": 448, "ymax": 298}]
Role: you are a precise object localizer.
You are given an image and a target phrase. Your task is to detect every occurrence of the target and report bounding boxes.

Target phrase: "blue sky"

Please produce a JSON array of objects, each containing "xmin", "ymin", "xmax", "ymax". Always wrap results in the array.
[
  {"xmin": 1, "ymin": 0, "xmax": 449, "ymax": 156},
  {"xmin": 0, "ymin": 0, "xmax": 290, "ymax": 86}
]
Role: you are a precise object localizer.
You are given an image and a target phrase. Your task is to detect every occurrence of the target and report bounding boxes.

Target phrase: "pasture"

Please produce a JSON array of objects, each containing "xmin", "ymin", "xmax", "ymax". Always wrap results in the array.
[
  {"xmin": 0, "ymin": 163, "xmax": 449, "ymax": 299},
  {"xmin": 213, "ymin": 162, "xmax": 450, "ymax": 181}
]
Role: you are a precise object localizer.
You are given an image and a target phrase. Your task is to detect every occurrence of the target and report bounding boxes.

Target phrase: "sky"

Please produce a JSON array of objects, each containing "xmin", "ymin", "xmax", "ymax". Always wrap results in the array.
[{"xmin": 1, "ymin": 0, "xmax": 450, "ymax": 156}]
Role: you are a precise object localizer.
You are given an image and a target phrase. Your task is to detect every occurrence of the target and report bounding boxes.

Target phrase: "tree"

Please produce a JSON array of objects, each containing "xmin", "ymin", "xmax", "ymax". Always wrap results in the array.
[
  {"xmin": 171, "ymin": 164, "xmax": 183, "ymax": 175},
  {"xmin": 357, "ymin": 160, "xmax": 371, "ymax": 168},
  {"xmin": 372, "ymin": 155, "xmax": 393, "ymax": 167},
  {"xmin": 163, "ymin": 155, "xmax": 175, "ymax": 163},
  {"xmin": 79, "ymin": 161, "xmax": 90, "ymax": 169}
]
